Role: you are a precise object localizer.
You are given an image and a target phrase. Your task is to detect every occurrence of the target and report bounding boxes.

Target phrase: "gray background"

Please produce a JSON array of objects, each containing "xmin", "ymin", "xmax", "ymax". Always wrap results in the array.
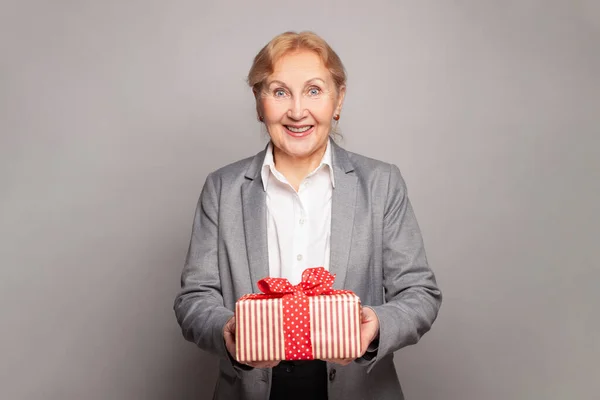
[{"xmin": 1, "ymin": 0, "xmax": 599, "ymax": 399}]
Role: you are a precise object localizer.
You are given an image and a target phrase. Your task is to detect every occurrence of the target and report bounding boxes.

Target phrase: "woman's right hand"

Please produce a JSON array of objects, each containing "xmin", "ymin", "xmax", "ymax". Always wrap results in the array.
[{"xmin": 223, "ymin": 316, "xmax": 280, "ymax": 369}]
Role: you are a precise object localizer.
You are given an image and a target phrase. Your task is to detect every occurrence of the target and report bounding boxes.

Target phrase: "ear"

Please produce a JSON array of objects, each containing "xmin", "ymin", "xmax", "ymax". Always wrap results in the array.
[
  {"xmin": 253, "ymin": 87, "xmax": 264, "ymax": 117},
  {"xmin": 335, "ymin": 85, "xmax": 346, "ymax": 114}
]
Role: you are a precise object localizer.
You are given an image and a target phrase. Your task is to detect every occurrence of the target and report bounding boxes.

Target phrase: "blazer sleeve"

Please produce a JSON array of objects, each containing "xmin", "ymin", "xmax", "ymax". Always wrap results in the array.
[
  {"xmin": 358, "ymin": 164, "xmax": 442, "ymax": 371},
  {"xmin": 173, "ymin": 173, "xmax": 233, "ymax": 361}
]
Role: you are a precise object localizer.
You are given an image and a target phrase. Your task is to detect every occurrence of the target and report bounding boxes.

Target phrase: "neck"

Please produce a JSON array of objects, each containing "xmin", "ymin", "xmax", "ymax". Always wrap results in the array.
[{"xmin": 273, "ymin": 145, "xmax": 327, "ymax": 191}]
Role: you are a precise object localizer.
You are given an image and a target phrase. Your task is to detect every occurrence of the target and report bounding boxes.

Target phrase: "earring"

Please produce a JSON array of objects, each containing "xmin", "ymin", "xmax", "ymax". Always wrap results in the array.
[
  {"xmin": 259, "ymin": 115, "xmax": 264, "ymax": 122},
  {"xmin": 333, "ymin": 114, "xmax": 340, "ymax": 121}
]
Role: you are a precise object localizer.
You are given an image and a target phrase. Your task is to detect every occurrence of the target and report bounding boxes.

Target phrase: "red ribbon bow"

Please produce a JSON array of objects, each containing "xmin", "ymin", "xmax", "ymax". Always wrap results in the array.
[{"xmin": 255, "ymin": 267, "xmax": 338, "ymax": 298}]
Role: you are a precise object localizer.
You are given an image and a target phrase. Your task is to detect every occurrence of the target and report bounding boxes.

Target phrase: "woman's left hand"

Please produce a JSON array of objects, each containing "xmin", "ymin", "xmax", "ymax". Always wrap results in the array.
[{"xmin": 322, "ymin": 306, "xmax": 380, "ymax": 366}]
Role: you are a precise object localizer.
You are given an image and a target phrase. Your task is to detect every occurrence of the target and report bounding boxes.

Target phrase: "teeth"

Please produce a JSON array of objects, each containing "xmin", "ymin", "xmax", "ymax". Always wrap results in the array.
[{"xmin": 287, "ymin": 125, "xmax": 312, "ymax": 133}]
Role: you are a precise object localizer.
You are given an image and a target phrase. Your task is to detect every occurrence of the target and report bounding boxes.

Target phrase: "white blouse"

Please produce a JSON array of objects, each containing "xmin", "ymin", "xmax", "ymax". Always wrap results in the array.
[{"xmin": 260, "ymin": 140, "xmax": 335, "ymax": 285}]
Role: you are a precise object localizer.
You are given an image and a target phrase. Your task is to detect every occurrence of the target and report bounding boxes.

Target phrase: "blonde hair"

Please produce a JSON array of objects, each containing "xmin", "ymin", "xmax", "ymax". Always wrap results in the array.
[{"xmin": 247, "ymin": 31, "xmax": 347, "ymax": 95}]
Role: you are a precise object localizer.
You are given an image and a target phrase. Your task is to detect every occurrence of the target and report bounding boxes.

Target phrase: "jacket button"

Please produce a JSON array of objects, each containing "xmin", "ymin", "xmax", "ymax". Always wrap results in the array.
[{"xmin": 328, "ymin": 368, "xmax": 336, "ymax": 381}]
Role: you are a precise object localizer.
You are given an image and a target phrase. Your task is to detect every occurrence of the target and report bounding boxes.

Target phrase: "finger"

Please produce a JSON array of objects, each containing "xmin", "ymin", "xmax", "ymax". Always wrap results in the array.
[
  {"xmin": 361, "ymin": 307, "xmax": 373, "ymax": 323},
  {"xmin": 223, "ymin": 317, "xmax": 237, "ymax": 359},
  {"xmin": 224, "ymin": 335, "xmax": 236, "ymax": 359},
  {"xmin": 227, "ymin": 316, "xmax": 236, "ymax": 333}
]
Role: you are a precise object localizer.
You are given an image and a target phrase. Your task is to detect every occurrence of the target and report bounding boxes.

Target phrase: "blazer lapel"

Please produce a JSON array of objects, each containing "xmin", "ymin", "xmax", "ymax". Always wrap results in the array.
[
  {"xmin": 242, "ymin": 148, "xmax": 269, "ymax": 293},
  {"xmin": 329, "ymin": 141, "xmax": 357, "ymax": 290}
]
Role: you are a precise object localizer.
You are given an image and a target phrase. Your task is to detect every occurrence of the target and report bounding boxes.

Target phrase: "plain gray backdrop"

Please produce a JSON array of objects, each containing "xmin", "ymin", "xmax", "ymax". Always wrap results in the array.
[{"xmin": 1, "ymin": 1, "xmax": 599, "ymax": 399}]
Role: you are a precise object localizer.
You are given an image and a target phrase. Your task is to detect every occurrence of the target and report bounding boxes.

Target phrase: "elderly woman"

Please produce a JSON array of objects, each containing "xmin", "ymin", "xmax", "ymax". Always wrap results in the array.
[{"xmin": 174, "ymin": 31, "xmax": 442, "ymax": 400}]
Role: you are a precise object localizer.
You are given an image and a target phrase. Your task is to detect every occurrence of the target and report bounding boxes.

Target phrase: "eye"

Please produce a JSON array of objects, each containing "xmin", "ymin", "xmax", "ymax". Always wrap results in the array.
[
  {"xmin": 273, "ymin": 88, "xmax": 287, "ymax": 98},
  {"xmin": 308, "ymin": 87, "xmax": 321, "ymax": 96}
]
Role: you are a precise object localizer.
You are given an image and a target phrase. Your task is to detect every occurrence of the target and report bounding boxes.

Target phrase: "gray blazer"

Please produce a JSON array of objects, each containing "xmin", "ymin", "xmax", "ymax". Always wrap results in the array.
[{"xmin": 174, "ymin": 141, "xmax": 442, "ymax": 400}]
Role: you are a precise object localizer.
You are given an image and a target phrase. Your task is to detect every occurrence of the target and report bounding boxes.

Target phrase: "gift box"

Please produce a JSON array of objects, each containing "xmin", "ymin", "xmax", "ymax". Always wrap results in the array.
[{"xmin": 235, "ymin": 267, "xmax": 361, "ymax": 362}]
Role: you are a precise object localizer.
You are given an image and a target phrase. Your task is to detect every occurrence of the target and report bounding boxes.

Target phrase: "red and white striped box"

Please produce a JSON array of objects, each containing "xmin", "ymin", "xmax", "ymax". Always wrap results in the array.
[{"xmin": 235, "ymin": 292, "xmax": 361, "ymax": 362}]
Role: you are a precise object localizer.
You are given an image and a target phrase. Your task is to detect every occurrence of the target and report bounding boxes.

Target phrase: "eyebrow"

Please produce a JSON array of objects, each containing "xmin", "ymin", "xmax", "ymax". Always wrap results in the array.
[{"xmin": 266, "ymin": 78, "xmax": 327, "ymax": 88}]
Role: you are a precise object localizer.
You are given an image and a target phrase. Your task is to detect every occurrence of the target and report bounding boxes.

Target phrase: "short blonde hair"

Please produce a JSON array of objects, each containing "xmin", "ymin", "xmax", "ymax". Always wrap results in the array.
[{"xmin": 247, "ymin": 31, "xmax": 347, "ymax": 94}]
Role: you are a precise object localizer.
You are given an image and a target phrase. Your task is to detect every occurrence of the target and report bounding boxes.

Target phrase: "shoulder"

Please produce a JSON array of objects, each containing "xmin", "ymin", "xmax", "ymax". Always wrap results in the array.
[
  {"xmin": 333, "ymin": 144, "xmax": 409, "ymax": 211},
  {"xmin": 210, "ymin": 155, "xmax": 255, "ymax": 180},
  {"xmin": 346, "ymin": 150, "xmax": 393, "ymax": 174},
  {"xmin": 338, "ymin": 145, "xmax": 405, "ymax": 188},
  {"xmin": 204, "ymin": 148, "xmax": 265, "ymax": 188}
]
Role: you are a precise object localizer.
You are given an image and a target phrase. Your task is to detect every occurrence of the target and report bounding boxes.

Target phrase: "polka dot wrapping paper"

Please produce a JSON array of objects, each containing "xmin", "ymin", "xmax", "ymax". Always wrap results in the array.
[{"xmin": 235, "ymin": 267, "xmax": 362, "ymax": 362}]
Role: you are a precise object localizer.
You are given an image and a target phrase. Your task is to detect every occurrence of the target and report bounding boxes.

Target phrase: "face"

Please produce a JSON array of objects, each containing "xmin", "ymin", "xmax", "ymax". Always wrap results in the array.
[{"xmin": 258, "ymin": 50, "xmax": 345, "ymax": 166}]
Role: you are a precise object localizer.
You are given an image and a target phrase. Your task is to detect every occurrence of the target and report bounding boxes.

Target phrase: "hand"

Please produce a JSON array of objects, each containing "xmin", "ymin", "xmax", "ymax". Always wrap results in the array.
[
  {"xmin": 358, "ymin": 306, "xmax": 380, "ymax": 356},
  {"xmin": 322, "ymin": 306, "xmax": 380, "ymax": 365},
  {"xmin": 223, "ymin": 316, "xmax": 280, "ymax": 369}
]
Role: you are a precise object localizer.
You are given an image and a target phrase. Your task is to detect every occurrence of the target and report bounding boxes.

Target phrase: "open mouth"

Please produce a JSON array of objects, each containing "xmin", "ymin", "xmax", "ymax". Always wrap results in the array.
[{"xmin": 284, "ymin": 125, "xmax": 314, "ymax": 137}]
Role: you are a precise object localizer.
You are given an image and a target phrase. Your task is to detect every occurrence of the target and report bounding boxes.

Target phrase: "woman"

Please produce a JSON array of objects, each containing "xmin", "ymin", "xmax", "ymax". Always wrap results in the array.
[{"xmin": 174, "ymin": 31, "xmax": 442, "ymax": 400}]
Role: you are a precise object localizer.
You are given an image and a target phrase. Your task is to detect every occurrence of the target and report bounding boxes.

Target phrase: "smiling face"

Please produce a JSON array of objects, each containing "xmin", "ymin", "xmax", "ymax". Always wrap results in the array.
[{"xmin": 258, "ymin": 50, "xmax": 345, "ymax": 169}]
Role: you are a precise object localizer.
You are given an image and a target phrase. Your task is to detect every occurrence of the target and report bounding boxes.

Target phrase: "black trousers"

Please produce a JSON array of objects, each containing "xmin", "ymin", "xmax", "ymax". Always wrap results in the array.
[{"xmin": 269, "ymin": 360, "xmax": 328, "ymax": 400}]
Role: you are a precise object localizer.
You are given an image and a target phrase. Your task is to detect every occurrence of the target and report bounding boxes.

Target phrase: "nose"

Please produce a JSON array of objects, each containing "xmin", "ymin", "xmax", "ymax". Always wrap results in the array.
[{"xmin": 288, "ymin": 96, "xmax": 307, "ymax": 120}]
